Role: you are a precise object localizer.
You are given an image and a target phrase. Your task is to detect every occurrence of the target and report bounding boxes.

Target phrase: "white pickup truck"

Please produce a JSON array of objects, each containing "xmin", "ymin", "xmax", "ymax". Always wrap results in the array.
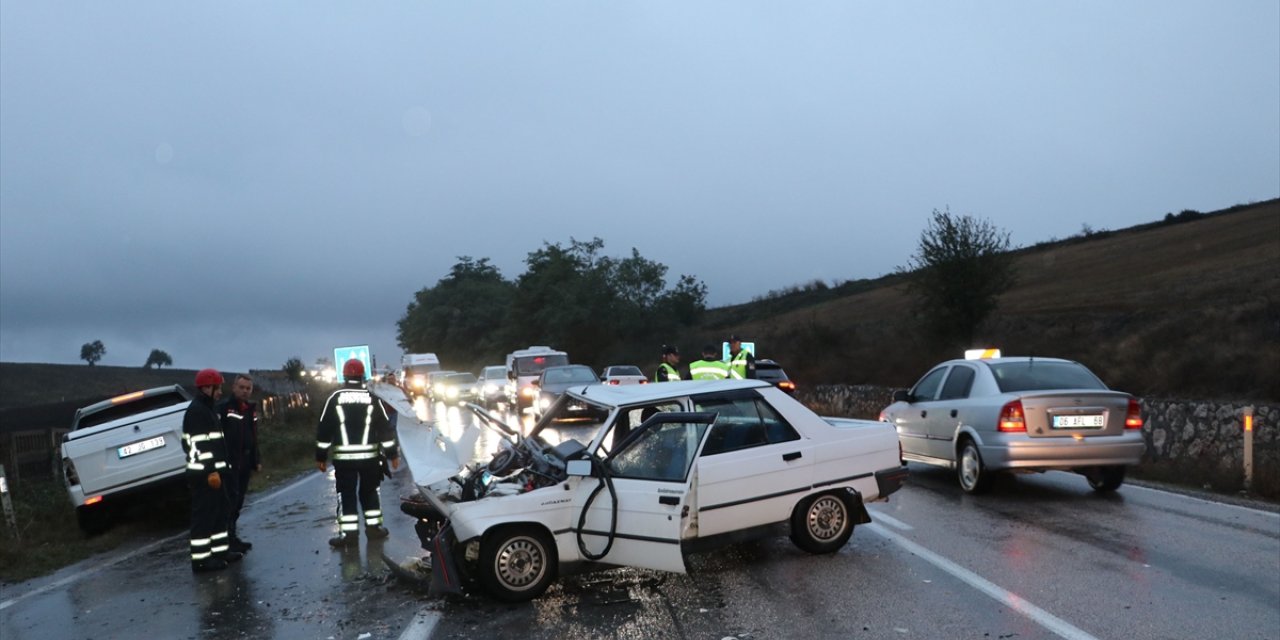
[{"xmin": 61, "ymin": 385, "xmax": 193, "ymax": 533}]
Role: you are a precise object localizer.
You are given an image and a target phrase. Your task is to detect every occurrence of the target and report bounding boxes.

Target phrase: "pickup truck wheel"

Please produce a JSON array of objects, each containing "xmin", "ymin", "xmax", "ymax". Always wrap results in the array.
[
  {"xmin": 957, "ymin": 440, "xmax": 994, "ymax": 495},
  {"xmin": 76, "ymin": 505, "xmax": 112, "ymax": 535},
  {"xmin": 479, "ymin": 526, "xmax": 556, "ymax": 602},
  {"xmin": 1085, "ymin": 466, "xmax": 1125, "ymax": 492},
  {"xmin": 789, "ymin": 492, "xmax": 854, "ymax": 554}
]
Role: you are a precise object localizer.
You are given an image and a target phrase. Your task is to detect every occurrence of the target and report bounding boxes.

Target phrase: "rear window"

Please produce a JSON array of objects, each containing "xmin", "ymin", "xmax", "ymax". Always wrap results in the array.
[
  {"xmin": 447, "ymin": 373, "xmax": 477, "ymax": 383},
  {"xmin": 544, "ymin": 366, "xmax": 597, "ymax": 384},
  {"xmin": 756, "ymin": 366, "xmax": 787, "ymax": 383},
  {"xmin": 606, "ymin": 366, "xmax": 643, "ymax": 377},
  {"xmin": 515, "ymin": 354, "xmax": 569, "ymax": 375},
  {"xmin": 989, "ymin": 361, "xmax": 1107, "ymax": 392},
  {"xmin": 75, "ymin": 391, "xmax": 190, "ymax": 430}
]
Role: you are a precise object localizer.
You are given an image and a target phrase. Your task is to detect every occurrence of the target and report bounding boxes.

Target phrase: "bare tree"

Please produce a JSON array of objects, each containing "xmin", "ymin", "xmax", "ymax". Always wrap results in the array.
[{"xmin": 901, "ymin": 208, "xmax": 1016, "ymax": 347}]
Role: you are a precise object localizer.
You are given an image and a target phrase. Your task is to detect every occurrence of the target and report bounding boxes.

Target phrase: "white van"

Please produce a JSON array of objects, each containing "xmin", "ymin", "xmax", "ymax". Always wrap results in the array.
[{"xmin": 505, "ymin": 346, "xmax": 569, "ymax": 412}]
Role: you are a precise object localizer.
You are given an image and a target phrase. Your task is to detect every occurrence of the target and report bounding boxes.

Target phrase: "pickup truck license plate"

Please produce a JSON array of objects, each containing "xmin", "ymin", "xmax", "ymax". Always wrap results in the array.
[
  {"xmin": 118, "ymin": 436, "xmax": 165, "ymax": 458},
  {"xmin": 1052, "ymin": 415, "xmax": 1104, "ymax": 429}
]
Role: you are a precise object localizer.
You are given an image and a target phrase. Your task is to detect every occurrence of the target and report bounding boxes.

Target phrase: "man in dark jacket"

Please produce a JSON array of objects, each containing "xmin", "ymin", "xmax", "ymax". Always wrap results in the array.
[
  {"xmin": 183, "ymin": 369, "xmax": 243, "ymax": 572},
  {"xmin": 217, "ymin": 374, "xmax": 260, "ymax": 553},
  {"xmin": 316, "ymin": 359, "xmax": 400, "ymax": 548}
]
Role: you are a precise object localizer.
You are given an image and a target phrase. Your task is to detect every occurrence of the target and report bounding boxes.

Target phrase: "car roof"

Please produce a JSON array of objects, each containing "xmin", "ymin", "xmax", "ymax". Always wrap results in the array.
[
  {"xmin": 565, "ymin": 379, "xmax": 771, "ymax": 408},
  {"xmin": 941, "ymin": 356, "xmax": 1078, "ymax": 367}
]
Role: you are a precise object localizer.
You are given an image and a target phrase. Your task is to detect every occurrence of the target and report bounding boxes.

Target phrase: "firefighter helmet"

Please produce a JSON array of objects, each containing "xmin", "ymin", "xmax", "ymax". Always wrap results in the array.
[
  {"xmin": 194, "ymin": 368, "xmax": 224, "ymax": 387},
  {"xmin": 342, "ymin": 358, "xmax": 365, "ymax": 379}
]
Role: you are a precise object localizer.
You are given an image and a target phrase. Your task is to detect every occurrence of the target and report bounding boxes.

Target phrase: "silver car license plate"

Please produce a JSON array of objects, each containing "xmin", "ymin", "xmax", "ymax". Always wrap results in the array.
[
  {"xmin": 1052, "ymin": 414, "xmax": 1104, "ymax": 429},
  {"xmin": 118, "ymin": 436, "xmax": 166, "ymax": 458}
]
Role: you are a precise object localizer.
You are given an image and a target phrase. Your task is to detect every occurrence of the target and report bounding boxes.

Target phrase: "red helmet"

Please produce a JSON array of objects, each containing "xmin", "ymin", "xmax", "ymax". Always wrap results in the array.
[
  {"xmin": 342, "ymin": 358, "xmax": 365, "ymax": 379},
  {"xmin": 195, "ymin": 368, "xmax": 224, "ymax": 387}
]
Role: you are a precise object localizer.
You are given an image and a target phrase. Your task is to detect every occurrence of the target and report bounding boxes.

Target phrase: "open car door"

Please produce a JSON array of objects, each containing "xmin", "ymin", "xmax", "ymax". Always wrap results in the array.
[{"xmin": 570, "ymin": 412, "xmax": 716, "ymax": 573}]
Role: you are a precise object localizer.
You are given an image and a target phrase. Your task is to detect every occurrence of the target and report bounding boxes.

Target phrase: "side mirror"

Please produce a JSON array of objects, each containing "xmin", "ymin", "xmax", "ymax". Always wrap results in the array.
[
  {"xmin": 566, "ymin": 459, "xmax": 594, "ymax": 477},
  {"xmin": 892, "ymin": 389, "xmax": 911, "ymax": 403}
]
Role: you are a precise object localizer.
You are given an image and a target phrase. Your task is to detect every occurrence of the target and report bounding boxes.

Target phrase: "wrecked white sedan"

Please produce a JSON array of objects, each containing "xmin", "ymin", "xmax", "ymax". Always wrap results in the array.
[{"xmin": 383, "ymin": 379, "xmax": 908, "ymax": 602}]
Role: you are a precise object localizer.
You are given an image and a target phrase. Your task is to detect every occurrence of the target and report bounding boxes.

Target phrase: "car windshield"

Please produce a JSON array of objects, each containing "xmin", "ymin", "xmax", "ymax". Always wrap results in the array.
[
  {"xmin": 75, "ymin": 390, "xmax": 190, "ymax": 430},
  {"xmin": 482, "ymin": 366, "xmax": 505, "ymax": 378},
  {"xmin": 515, "ymin": 354, "xmax": 569, "ymax": 375},
  {"xmin": 447, "ymin": 373, "xmax": 477, "ymax": 384},
  {"xmin": 606, "ymin": 366, "xmax": 643, "ymax": 377},
  {"xmin": 988, "ymin": 361, "xmax": 1107, "ymax": 392}
]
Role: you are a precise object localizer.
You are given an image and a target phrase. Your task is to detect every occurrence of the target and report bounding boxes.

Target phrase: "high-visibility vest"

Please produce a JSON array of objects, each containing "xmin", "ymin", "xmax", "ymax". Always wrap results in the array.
[
  {"xmin": 689, "ymin": 359, "xmax": 729, "ymax": 380},
  {"xmin": 729, "ymin": 349, "xmax": 752, "ymax": 379},
  {"xmin": 654, "ymin": 363, "xmax": 681, "ymax": 382}
]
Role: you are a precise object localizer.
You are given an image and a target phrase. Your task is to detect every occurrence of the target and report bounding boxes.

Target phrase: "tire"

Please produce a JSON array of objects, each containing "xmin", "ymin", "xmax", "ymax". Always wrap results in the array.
[
  {"xmin": 479, "ymin": 525, "xmax": 556, "ymax": 602},
  {"xmin": 789, "ymin": 492, "xmax": 855, "ymax": 554},
  {"xmin": 76, "ymin": 505, "xmax": 112, "ymax": 535},
  {"xmin": 1086, "ymin": 466, "xmax": 1126, "ymax": 492},
  {"xmin": 957, "ymin": 439, "xmax": 994, "ymax": 494}
]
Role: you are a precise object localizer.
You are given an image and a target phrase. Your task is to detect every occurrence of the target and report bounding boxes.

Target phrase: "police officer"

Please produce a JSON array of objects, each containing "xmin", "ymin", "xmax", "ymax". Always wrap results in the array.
[
  {"xmin": 688, "ymin": 344, "xmax": 730, "ymax": 380},
  {"xmin": 727, "ymin": 334, "xmax": 756, "ymax": 380},
  {"xmin": 316, "ymin": 359, "xmax": 401, "ymax": 547},
  {"xmin": 217, "ymin": 374, "xmax": 260, "ymax": 553},
  {"xmin": 653, "ymin": 345, "xmax": 683, "ymax": 382},
  {"xmin": 183, "ymin": 368, "xmax": 242, "ymax": 572}
]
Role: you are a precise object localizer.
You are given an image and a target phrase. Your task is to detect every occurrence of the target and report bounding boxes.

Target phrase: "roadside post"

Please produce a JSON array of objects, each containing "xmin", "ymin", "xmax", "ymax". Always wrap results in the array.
[
  {"xmin": 0, "ymin": 464, "xmax": 18, "ymax": 541},
  {"xmin": 1243, "ymin": 406, "xmax": 1254, "ymax": 491}
]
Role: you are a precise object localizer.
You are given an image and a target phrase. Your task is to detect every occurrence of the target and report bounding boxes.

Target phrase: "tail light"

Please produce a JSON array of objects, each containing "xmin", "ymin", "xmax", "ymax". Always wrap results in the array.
[
  {"xmin": 1125, "ymin": 398, "xmax": 1143, "ymax": 429},
  {"xmin": 777, "ymin": 380, "xmax": 796, "ymax": 392},
  {"xmin": 878, "ymin": 409, "xmax": 887, "ymax": 422},
  {"xmin": 639, "ymin": 380, "xmax": 648, "ymax": 384},
  {"xmin": 998, "ymin": 400, "xmax": 1026, "ymax": 432},
  {"xmin": 84, "ymin": 495, "xmax": 104, "ymax": 506},
  {"xmin": 607, "ymin": 380, "xmax": 620, "ymax": 385}
]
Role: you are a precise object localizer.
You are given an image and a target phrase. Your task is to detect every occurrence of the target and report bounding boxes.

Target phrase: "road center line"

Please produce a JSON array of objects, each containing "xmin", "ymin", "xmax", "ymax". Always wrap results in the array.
[
  {"xmin": 0, "ymin": 471, "xmax": 323, "ymax": 612},
  {"xmin": 398, "ymin": 609, "xmax": 442, "ymax": 640},
  {"xmin": 866, "ymin": 522, "xmax": 1099, "ymax": 640}
]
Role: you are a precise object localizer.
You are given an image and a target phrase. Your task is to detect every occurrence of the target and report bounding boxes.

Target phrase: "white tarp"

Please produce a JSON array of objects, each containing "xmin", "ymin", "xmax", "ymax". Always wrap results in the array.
[{"xmin": 368, "ymin": 381, "xmax": 479, "ymax": 487}]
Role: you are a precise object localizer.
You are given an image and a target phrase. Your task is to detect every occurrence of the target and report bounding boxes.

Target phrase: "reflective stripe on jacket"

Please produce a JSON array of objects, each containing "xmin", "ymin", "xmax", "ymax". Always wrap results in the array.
[{"xmin": 316, "ymin": 382, "xmax": 399, "ymax": 465}]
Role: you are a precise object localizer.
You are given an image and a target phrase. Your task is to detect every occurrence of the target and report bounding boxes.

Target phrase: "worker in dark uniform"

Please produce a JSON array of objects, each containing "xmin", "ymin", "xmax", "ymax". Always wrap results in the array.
[
  {"xmin": 653, "ymin": 345, "xmax": 683, "ymax": 382},
  {"xmin": 727, "ymin": 334, "xmax": 756, "ymax": 380},
  {"xmin": 316, "ymin": 359, "xmax": 401, "ymax": 548},
  {"xmin": 217, "ymin": 373, "xmax": 260, "ymax": 553},
  {"xmin": 183, "ymin": 368, "xmax": 242, "ymax": 572}
]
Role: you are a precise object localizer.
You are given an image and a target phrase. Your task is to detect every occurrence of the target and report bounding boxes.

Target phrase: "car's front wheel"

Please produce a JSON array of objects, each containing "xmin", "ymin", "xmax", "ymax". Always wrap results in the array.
[
  {"xmin": 479, "ymin": 525, "xmax": 556, "ymax": 602},
  {"xmin": 957, "ymin": 439, "xmax": 994, "ymax": 494},
  {"xmin": 789, "ymin": 492, "xmax": 854, "ymax": 554},
  {"xmin": 1085, "ymin": 466, "xmax": 1126, "ymax": 492}
]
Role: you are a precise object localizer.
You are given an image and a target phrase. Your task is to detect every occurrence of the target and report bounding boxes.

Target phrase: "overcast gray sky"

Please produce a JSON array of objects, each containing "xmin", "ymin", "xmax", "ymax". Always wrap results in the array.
[{"xmin": 2, "ymin": 2, "xmax": 1277, "ymax": 374}]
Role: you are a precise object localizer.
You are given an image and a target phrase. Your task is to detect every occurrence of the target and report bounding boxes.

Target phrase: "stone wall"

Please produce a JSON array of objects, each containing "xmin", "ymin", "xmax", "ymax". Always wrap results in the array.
[{"xmin": 796, "ymin": 385, "xmax": 1280, "ymax": 498}]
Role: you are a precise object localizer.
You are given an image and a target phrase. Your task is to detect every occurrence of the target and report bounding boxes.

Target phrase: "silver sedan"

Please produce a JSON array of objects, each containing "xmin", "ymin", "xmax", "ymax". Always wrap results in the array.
[{"xmin": 880, "ymin": 355, "xmax": 1144, "ymax": 494}]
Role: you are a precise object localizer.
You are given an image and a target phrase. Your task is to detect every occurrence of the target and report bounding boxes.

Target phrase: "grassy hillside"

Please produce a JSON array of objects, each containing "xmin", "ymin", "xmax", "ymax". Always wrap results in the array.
[
  {"xmin": 700, "ymin": 199, "xmax": 1280, "ymax": 402},
  {"xmin": 0, "ymin": 364, "xmax": 210, "ymax": 411}
]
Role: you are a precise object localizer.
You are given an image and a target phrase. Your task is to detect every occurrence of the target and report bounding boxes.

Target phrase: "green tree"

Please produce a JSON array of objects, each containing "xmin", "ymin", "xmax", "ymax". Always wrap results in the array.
[
  {"xmin": 283, "ymin": 357, "xmax": 305, "ymax": 383},
  {"xmin": 144, "ymin": 349, "xmax": 173, "ymax": 368},
  {"xmin": 397, "ymin": 257, "xmax": 516, "ymax": 367},
  {"xmin": 79, "ymin": 340, "xmax": 106, "ymax": 366},
  {"xmin": 901, "ymin": 208, "xmax": 1016, "ymax": 347}
]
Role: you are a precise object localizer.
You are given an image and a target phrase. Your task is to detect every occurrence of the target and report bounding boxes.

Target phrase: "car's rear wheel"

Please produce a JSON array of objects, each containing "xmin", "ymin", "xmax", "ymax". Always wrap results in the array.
[
  {"xmin": 789, "ymin": 492, "xmax": 854, "ymax": 554},
  {"xmin": 479, "ymin": 525, "xmax": 556, "ymax": 602},
  {"xmin": 1085, "ymin": 466, "xmax": 1126, "ymax": 492},
  {"xmin": 957, "ymin": 440, "xmax": 994, "ymax": 494}
]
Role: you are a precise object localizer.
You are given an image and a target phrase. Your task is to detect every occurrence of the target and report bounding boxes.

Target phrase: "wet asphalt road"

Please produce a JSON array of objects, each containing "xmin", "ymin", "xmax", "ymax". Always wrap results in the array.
[{"xmin": 2, "ymin": 399, "xmax": 1278, "ymax": 640}]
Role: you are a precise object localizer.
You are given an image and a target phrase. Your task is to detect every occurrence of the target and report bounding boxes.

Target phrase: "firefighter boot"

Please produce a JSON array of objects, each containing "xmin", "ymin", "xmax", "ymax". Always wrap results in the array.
[
  {"xmin": 366, "ymin": 525, "xmax": 390, "ymax": 540},
  {"xmin": 328, "ymin": 533, "xmax": 358, "ymax": 548},
  {"xmin": 192, "ymin": 557, "xmax": 228, "ymax": 573}
]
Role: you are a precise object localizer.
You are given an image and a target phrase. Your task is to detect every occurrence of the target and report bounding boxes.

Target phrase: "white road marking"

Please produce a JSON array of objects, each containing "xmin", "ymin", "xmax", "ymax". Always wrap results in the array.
[
  {"xmin": 866, "ymin": 522, "xmax": 1099, "ymax": 640},
  {"xmin": 1124, "ymin": 483, "xmax": 1280, "ymax": 519},
  {"xmin": 0, "ymin": 471, "xmax": 323, "ymax": 612},
  {"xmin": 869, "ymin": 510, "xmax": 913, "ymax": 531},
  {"xmin": 397, "ymin": 609, "xmax": 441, "ymax": 640}
]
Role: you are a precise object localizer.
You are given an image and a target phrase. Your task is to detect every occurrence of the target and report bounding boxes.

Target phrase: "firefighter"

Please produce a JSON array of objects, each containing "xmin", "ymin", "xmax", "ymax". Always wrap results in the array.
[
  {"xmin": 653, "ymin": 345, "xmax": 683, "ymax": 382},
  {"xmin": 217, "ymin": 374, "xmax": 260, "ymax": 553},
  {"xmin": 183, "ymin": 368, "xmax": 242, "ymax": 572},
  {"xmin": 727, "ymin": 334, "xmax": 756, "ymax": 380},
  {"xmin": 316, "ymin": 359, "xmax": 401, "ymax": 547},
  {"xmin": 688, "ymin": 344, "xmax": 730, "ymax": 380}
]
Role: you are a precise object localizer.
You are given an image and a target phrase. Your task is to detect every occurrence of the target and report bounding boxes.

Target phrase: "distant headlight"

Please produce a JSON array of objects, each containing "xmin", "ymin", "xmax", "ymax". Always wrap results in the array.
[
  {"xmin": 484, "ymin": 383, "xmax": 498, "ymax": 395},
  {"xmin": 521, "ymin": 386, "xmax": 537, "ymax": 398},
  {"xmin": 538, "ymin": 396, "xmax": 552, "ymax": 410},
  {"xmin": 446, "ymin": 387, "xmax": 459, "ymax": 398}
]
